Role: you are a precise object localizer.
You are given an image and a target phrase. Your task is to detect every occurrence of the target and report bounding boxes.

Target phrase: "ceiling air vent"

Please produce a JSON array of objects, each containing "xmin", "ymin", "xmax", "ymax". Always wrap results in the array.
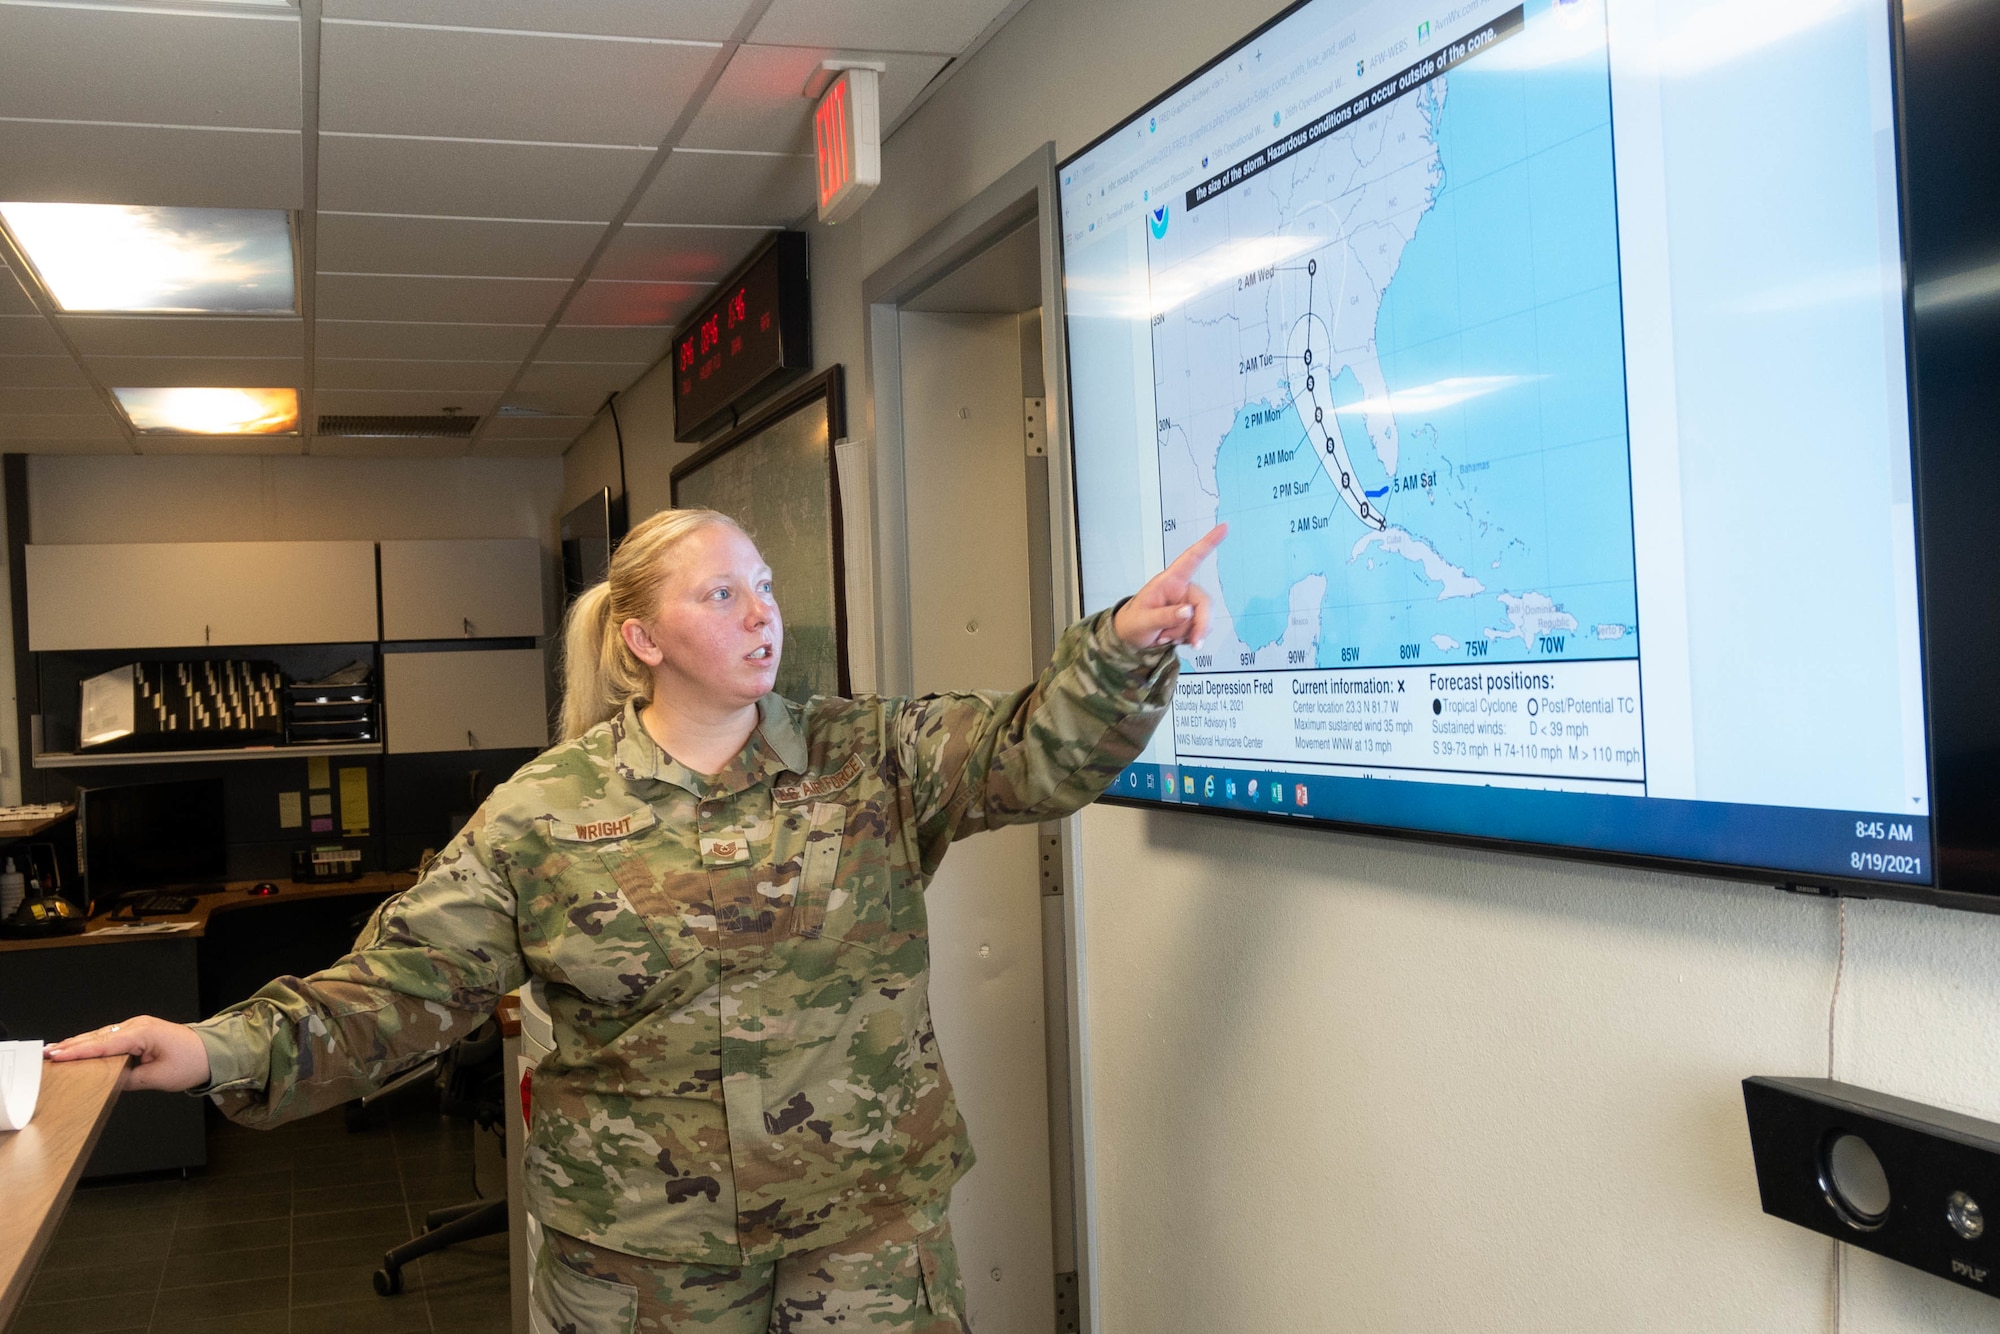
[{"xmin": 316, "ymin": 414, "xmax": 478, "ymax": 438}]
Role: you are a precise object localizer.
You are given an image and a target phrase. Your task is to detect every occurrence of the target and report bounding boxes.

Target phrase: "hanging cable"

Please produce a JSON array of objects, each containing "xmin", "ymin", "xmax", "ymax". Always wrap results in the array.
[{"xmin": 608, "ymin": 392, "xmax": 630, "ymax": 510}]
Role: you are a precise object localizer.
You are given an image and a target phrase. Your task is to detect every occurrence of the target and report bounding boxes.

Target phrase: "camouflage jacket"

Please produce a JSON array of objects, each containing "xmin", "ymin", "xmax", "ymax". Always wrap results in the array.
[{"xmin": 192, "ymin": 607, "xmax": 1175, "ymax": 1265}]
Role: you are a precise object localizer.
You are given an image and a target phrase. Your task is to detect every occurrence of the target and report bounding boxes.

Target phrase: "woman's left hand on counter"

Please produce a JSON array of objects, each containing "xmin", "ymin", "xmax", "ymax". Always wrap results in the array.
[
  {"xmin": 1113, "ymin": 523, "xmax": 1226, "ymax": 651},
  {"xmin": 46, "ymin": 1015, "xmax": 212, "ymax": 1093}
]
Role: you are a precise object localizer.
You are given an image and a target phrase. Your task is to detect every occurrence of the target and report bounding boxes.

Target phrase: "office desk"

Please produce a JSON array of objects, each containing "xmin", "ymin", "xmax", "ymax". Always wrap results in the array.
[
  {"xmin": 0, "ymin": 871, "xmax": 418, "ymax": 952},
  {"xmin": 0, "ymin": 873, "xmax": 416, "ymax": 1177},
  {"xmin": 0, "ymin": 1055, "xmax": 125, "ymax": 1328}
]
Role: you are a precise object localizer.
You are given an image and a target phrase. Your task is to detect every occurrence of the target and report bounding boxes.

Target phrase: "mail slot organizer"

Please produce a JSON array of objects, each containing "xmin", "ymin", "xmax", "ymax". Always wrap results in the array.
[
  {"xmin": 79, "ymin": 659, "xmax": 283, "ymax": 752},
  {"xmin": 1743, "ymin": 1076, "xmax": 2000, "ymax": 1297}
]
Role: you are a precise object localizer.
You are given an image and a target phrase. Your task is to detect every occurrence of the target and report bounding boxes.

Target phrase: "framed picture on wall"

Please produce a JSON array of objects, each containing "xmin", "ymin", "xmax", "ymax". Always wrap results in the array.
[{"xmin": 670, "ymin": 366, "xmax": 849, "ymax": 701}]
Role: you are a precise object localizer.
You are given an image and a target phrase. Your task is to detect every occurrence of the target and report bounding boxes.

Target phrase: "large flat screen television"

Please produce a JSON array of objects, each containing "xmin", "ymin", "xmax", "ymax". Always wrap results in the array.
[{"xmin": 1060, "ymin": 0, "xmax": 2000, "ymax": 909}]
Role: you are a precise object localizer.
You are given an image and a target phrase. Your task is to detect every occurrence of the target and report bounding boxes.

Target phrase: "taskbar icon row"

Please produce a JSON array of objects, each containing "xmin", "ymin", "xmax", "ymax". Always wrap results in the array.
[{"xmin": 1110, "ymin": 762, "xmax": 1313, "ymax": 812}]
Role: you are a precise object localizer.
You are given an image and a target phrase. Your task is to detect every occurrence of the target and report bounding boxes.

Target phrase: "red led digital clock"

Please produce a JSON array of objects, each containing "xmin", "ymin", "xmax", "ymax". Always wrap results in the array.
[{"xmin": 672, "ymin": 231, "xmax": 810, "ymax": 442}]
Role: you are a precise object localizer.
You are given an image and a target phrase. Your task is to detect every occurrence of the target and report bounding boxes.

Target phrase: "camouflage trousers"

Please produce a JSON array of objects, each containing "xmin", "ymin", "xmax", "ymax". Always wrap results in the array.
[{"xmin": 532, "ymin": 1212, "xmax": 970, "ymax": 1333}]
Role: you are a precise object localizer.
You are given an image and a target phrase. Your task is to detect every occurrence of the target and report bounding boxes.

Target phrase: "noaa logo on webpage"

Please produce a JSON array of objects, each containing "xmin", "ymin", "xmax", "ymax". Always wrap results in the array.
[{"xmin": 1148, "ymin": 205, "xmax": 1170, "ymax": 239}]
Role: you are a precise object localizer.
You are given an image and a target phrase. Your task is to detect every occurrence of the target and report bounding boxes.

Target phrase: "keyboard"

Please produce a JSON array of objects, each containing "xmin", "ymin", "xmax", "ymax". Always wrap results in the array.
[{"xmin": 124, "ymin": 893, "xmax": 198, "ymax": 916}]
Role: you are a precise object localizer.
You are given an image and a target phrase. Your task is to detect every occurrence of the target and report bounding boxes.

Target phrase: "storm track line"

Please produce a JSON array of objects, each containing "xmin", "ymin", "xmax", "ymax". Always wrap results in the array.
[{"xmin": 1291, "ymin": 257, "xmax": 1385, "ymax": 532}]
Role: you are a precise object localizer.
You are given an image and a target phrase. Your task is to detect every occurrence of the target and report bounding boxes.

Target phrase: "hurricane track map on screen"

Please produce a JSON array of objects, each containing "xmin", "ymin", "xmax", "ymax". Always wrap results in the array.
[{"xmin": 1150, "ymin": 2, "xmax": 1641, "ymax": 791}]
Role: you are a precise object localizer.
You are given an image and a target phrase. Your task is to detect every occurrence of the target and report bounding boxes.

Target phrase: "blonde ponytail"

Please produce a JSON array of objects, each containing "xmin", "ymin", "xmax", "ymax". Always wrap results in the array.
[{"xmin": 557, "ymin": 507, "xmax": 746, "ymax": 741}]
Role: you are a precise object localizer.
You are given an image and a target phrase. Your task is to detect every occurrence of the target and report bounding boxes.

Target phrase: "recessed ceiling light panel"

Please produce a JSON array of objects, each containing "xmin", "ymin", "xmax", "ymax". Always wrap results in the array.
[
  {"xmin": 0, "ymin": 204, "xmax": 296, "ymax": 315},
  {"xmin": 114, "ymin": 387, "xmax": 299, "ymax": 435}
]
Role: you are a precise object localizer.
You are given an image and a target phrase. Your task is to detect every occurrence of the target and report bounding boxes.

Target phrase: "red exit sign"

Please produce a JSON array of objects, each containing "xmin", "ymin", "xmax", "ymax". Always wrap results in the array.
[{"xmin": 814, "ymin": 67, "xmax": 880, "ymax": 225}]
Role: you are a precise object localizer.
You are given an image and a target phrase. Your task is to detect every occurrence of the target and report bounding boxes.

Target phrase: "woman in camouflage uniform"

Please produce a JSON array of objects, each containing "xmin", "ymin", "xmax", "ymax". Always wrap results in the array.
[{"xmin": 49, "ymin": 507, "xmax": 1222, "ymax": 1333}]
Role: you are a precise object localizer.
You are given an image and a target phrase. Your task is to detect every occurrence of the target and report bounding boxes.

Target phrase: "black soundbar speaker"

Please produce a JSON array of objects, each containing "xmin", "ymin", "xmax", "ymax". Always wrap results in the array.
[{"xmin": 1743, "ymin": 1076, "xmax": 2000, "ymax": 1297}]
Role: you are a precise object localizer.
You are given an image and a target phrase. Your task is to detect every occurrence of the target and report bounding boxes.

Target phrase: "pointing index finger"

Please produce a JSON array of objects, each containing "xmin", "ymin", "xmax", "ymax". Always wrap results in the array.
[{"xmin": 1163, "ymin": 523, "xmax": 1227, "ymax": 580}]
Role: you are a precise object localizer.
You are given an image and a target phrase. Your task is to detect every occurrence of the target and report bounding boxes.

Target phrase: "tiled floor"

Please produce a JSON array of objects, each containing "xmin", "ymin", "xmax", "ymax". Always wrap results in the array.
[{"xmin": 5, "ymin": 1086, "xmax": 512, "ymax": 1334}]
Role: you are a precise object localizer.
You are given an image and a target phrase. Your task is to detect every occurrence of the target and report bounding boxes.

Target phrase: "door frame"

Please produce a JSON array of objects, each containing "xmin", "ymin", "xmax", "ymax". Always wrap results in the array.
[{"xmin": 859, "ymin": 141, "xmax": 1103, "ymax": 1333}]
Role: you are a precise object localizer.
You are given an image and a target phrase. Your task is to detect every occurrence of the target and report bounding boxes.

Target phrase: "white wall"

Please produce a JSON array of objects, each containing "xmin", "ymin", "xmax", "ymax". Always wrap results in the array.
[
  {"xmin": 559, "ymin": 351, "xmax": 704, "ymax": 530},
  {"xmin": 785, "ymin": 0, "xmax": 2000, "ymax": 1331}
]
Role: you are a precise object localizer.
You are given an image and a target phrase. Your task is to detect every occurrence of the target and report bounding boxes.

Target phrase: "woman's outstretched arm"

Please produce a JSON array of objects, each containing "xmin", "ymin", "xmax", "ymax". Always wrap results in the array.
[
  {"xmin": 893, "ymin": 525, "xmax": 1224, "ymax": 870},
  {"xmin": 49, "ymin": 803, "xmax": 527, "ymax": 1125}
]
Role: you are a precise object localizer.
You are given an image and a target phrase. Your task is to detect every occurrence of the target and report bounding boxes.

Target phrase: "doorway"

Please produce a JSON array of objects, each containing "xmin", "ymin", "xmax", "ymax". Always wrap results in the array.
[{"xmin": 860, "ymin": 147, "xmax": 1087, "ymax": 1334}]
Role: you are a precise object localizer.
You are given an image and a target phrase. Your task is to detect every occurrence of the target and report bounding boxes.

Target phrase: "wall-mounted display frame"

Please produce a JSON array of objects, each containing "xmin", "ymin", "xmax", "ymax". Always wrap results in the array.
[{"xmin": 670, "ymin": 367, "xmax": 850, "ymax": 702}]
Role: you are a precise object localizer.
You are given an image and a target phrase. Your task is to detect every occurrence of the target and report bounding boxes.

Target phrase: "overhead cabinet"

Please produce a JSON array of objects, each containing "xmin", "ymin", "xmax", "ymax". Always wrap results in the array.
[
  {"xmin": 383, "ymin": 649, "xmax": 548, "ymax": 754},
  {"xmin": 379, "ymin": 539, "xmax": 544, "ymax": 641},
  {"xmin": 25, "ymin": 542, "xmax": 378, "ymax": 651}
]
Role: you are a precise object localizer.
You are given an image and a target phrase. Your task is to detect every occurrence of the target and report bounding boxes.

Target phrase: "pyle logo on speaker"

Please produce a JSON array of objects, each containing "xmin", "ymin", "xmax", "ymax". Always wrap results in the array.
[{"xmin": 1951, "ymin": 1259, "xmax": 1988, "ymax": 1283}]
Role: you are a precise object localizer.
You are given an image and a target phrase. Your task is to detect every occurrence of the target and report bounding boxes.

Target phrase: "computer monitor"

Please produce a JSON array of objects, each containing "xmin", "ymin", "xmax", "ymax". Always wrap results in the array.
[
  {"xmin": 560, "ymin": 486, "xmax": 625, "ymax": 609},
  {"xmin": 79, "ymin": 778, "xmax": 227, "ymax": 902}
]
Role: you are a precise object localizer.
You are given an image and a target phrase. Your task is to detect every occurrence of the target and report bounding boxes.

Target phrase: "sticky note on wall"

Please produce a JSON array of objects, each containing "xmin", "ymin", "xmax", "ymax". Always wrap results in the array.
[
  {"xmin": 339, "ymin": 767, "xmax": 370, "ymax": 836},
  {"xmin": 278, "ymin": 791, "xmax": 302, "ymax": 829}
]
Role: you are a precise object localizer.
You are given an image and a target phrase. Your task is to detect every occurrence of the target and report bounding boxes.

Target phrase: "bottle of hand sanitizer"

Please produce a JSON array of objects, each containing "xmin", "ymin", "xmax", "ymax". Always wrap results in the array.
[{"xmin": 0, "ymin": 858, "xmax": 23, "ymax": 921}]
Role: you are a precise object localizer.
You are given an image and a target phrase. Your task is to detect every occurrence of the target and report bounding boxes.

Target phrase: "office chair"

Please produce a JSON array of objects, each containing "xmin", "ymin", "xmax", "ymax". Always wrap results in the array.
[{"xmin": 366, "ymin": 1017, "xmax": 509, "ymax": 1297}]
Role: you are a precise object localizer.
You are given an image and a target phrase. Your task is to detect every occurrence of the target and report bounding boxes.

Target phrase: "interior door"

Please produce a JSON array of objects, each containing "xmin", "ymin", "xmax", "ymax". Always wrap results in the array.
[{"xmin": 899, "ymin": 309, "xmax": 1056, "ymax": 1332}]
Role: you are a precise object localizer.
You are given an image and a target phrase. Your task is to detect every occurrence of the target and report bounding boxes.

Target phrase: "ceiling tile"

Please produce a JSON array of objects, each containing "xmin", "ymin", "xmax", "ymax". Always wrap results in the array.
[
  {"xmin": 309, "ymin": 434, "xmax": 469, "ymax": 459},
  {"xmin": 470, "ymin": 437, "xmax": 573, "ymax": 457},
  {"xmin": 323, "ymin": 0, "xmax": 757, "ymax": 43},
  {"xmin": 0, "ymin": 414, "xmax": 127, "ymax": 440},
  {"xmin": 136, "ymin": 435, "xmax": 305, "ymax": 457},
  {"xmin": 628, "ymin": 151, "xmax": 814, "ymax": 226},
  {"xmin": 563, "ymin": 280, "xmax": 704, "ymax": 327},
  {"xmin": 751, "ymin": 0, "xmax": 1015, "ymax": 53},
  {"xmin": 62, "ymin": 318, "xmax": 303, "ymax": 359},
  {"xmin": 316, "ymin": 358, "xmax": 519, "ymax": 391},
  {"xmin": 321, "ymin": 22, "xmax": 718, "ymax": 146},
  {"xmin": 315, "ymin": 388, "xmax": 500, "ymax": 416},
  {"xmin": 483, "ymin": 414, "xmax": 593, "ymax": 439},
  {"xmin": 496, "ymin": 386, "xmax": 605, "ymax": 417},
  {"xmin": 0, "ymin": 123, "xmax": 301, "ymax": 209},
  {"xmin": 0, "ymin": 317, "xmax": 62, "ymax": 356},
  {"xmin": 0, "ymin": 387, "xmax": 104, "ymax": 414},
  {"xmin": 516, "ymin": 362, "xmax": 650, "ymax": 397},
  {"xmin": 2, "ymin": 437, "xmax": 133, "ymax": 455},
  {"xmin": 0, "ymin": 356, "xmax": 89, "ymax": 388},
  {"xmin": 540, "ymin": 325, "xmax": 674, "ymax": 363},
  {"xmin": 0, "ymin": 7, "xmax": 300, "ymax": 129},
  {"xmin": 681, "ymin": 46, "xmax": 948, "ymax": 154},
  {"xmin": 317, "ymin": 273, "xmax": 569, "ymax": 324},
  {"xmin": 86, "ymin": 357, "xmax": 302, "ymax": 388},
  {"xmin": 0, "ymin": 270, "xmax": 41, "ymax": 316},
  {"xmin": 315, "ymin": 320, "xmax": 543, "ymax": 361},
  {"xmin": 318, "ymin": 135, "xmax": 648, "ymax": 222},
  {"xmin": 595, "ymin": 225, "xmax": 769, "ymax": 284},
  {"xmin": 318, "ymin": 214, "xmax": 604, "ymax": 280}
]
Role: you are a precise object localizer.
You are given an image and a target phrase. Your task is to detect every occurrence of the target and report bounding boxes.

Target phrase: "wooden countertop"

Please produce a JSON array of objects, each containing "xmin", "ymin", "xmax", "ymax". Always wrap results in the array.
[
  {"xmin": 0, "ymin": 872, "xmax": 417, "ymax": 953},
  {"xmin": 0, "ymin": 1055, "xmax": 126, "ymax": 1327},
  {"xmin": 0, "ymin": 806, "xmax": 73, "ymax": 845}
]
